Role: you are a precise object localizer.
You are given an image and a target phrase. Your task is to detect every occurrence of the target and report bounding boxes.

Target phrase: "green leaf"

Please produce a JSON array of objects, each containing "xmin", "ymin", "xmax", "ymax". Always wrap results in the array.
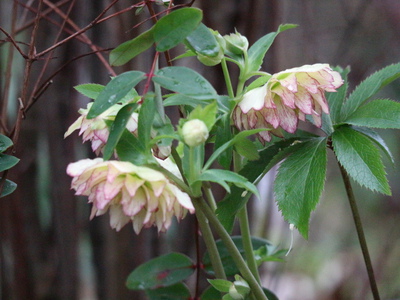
[
  {"xmin": 274, "ymin": 138, "xmax": 327, "ymax": 238},
  {"xmin": 116, "ymin": 130, "xmax": 148, "ymax": 165},
  {"xmin": 153, "ymin": 67, "xmax": 217, "ymax": 99},
  {"xmin": 203, "ymin": 236, "xmax": 273, "ymax": 276},
  {"xmin": 0, "ymin": 178, "xmax": 17, "ymax": 198},
  {"xmin": 0, "ymin": 134, "xmax": 13, "ymax": 152},
  {"xmin": 246, "ymin": 75, "xmax": 272, "ymax": 91},
  {"xmin": 345, "ymin": 99, "xmax": 400, "ymax": 129},
  {"xmin": 103, "ymin": 103, "xmax": 138, "ymax": 160},
  {"xmin": 138, "ymin": 94, "xmax": 156, "ymax": 149},
  {"xmin": 187, "ymin": 101, "xmax": 217, "ymax": 130},
  {"xmin": 327, "ymin": 66, "xmax": 350, "ymax": 124},
  {"xmin": 126, "ymin": 252, "xmax": 194, "ymax": 290},
  {"xmin": 87, "ymin": 71, "xmax": 146, "ymax": 118},
  {"xmin": 216, "ymin": 138, "xmax": 307, "ymax": 232},
  {"xmin": 247, "ymin": 24, "xmax": 297, "ymax": 73},
  {"xmin": 234, "ymin": 136, "xmax": 259, "ymax": 161},
  {"xmin": 185, "ymin": 23, "xmax": 220, "ymax": 57},
  {"xmin": 0, "ymin": 153, "xmax": 20, "ymax": 172},
  {"xmin": 154, "ymin": 7, "xmax": 202, "ymax": 52},
  {"xmin": 352, "ymin": 126, "xmax": 394, "ymax": 165},
  {"xmin": 332, "ymin": 125, "xmax": 391, "ymax": 195},
  {"xmin": 164, "ymin": 94, "xmax": 206, "ymax": 108},
  {"xmin": 341, "ymin": 63, "xmax": 400, "ymax": 120},
  {"xmin": 145, "ymin": 283, "xmax": 191, "ymax": 300},
  {"xmin": 197, "ymin": 169, "xmax": 259, "ymax": 198},
  {"xmin": 207, "ymin": 279, "xmax": 231, "ymax": 293},
  {"xmin": 110, "ymin": 28, "xmax": 154, "ymax": 66},
  {"xmin": 201, "ymin": 286, "xmax": 223, "ymax": 300},
  {"xmin": 74, "ymin": 83, "xmax": 104, "ymax": 99},
  {"xmin": 214, "ymin": 114, "xmax": 232, "ymax": 169}
]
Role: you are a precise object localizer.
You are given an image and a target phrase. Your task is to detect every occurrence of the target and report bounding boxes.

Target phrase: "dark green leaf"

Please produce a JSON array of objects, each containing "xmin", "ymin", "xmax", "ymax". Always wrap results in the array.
[
  {"xmin": 0, "ymin": 153, "xmax": 20, "ymax": 172},
  {"xmin": 0, "ymin": 134, "xmax": 13, "ymax": 152},
  {"xmin": 274, "ymin": 138, "xmax": 327, "ymax": 238},
  {"xmin": 0, "ymin": 178, "xmax": 17, "ymax": 198},
  {"xmin": 234, "ymin": 136, "xmax": 259, "ymax": 161},
  {"xmin": 126, "ymin": 253, "xmax": 194, "ymax": 290},
  {"xmin": 214, "ymin": 114, "xmax": 232, "ymax": 169},
  {"xmin": 352, "ymin": 126, "xmax": 394, "ymax": 165},
  {"xmin": 327, "ymin": 66, "xmax": 350, "ymax": 124},
  {"xmin": 164, "ymin": 94, "xmax": 206, "ymax": 107},
  {"xmin": 138, "ymin": 94, "xmax": 156, "ymax": 149},
  {"xmin": 145, "ymin": 283, "xmax": 191, "ymax": 300},
  {"xmin": 154, "ymin": 8, "xmax": 202, "ymax": 52},
  {"xmin": 197, "ymin": 169, "xmax": 259, "ymax": 198},
  {"xmin": 116, "ymin": 130, "xmax": 148, "ymax": 165},
  {"xmin": 153, "ymin": 67, "xmax": 217, "ymax": 99},
  {"xmin": 216, "ymin": 138, "xmax": 307, "ymax": 232},
  {"xmin": 74, "ymin": 83, "xmax": 104, "ymax": 99},
  {"xmin": 110, "ymin": 28, "xmax": 154, "ymax": 66},
  {"xmin": 201, "ymin": 286, "xmax": 222, "ymax": 300},
  {"xmin": 203, "ymin": 236, "xmax": 272, "ymax": 276},
  {"xmin": 247, "ymin": 24, "xmax": 297, "ymax": 73},
  {"xmin": 346, "ymin": 99, "xmax": 400, "ymax": 129},
  {"xmin": 87, "ymin": 71, "xmax": 145, "ymax": 118},
  {"xmin": 103, "ymin": 103, "xmax": 138, "ymax": 160},
  {"xmin": 185, "ymin": 23, "xmax": 219, "ymax": 57},
  {"xmin": 332, "ymin": 125, "xmax": 391, "ymax": 195},
  {"xmin": 341, "ymin": 63, "xmax": 400, "ymax": 120},
  {"xmin": 207, "ymin": 279, "xmax": 231, "ymax": 293}
]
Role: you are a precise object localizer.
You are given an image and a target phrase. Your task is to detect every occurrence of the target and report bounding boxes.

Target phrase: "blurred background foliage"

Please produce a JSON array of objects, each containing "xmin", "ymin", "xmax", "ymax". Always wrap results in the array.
[{"xmin": 0, "ymin": 1, "xmax": 399, "ymax": 299}]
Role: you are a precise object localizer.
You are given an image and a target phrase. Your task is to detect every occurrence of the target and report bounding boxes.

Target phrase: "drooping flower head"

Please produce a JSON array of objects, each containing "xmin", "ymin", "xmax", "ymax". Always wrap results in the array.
[
  {"xmin": 64, "ymin": 103, "xmax": 138, "ymax": 155},
  {"xmin": 234, "ymin": 64, "xmax": 343, "ymax": 142},
  {"xmin": 67, "ymin": 158, "xmax": 194, "ymax": 234}
]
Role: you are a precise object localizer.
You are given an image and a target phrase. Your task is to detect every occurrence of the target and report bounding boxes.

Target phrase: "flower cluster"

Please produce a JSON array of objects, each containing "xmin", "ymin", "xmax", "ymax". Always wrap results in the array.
[
  {"xmin": 67, "ymin": 158, "xmax": 194, "ymax": 234},
  {"xmin": 234, "ymin": 64, "xmax": 343, "ymax": 141},
  {"xmin": 65, "ymin": 103, "xmax": 138, "ymax": 155}
]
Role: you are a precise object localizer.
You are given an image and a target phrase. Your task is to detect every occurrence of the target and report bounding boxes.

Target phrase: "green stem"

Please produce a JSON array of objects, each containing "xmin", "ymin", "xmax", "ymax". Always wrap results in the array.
[
  {"xmin": 194, "ymin": 198, "xmax": 268, "ymax": 300},
  {"xmin": 237, "ymin": 206, "xmax": 261, "ymax": 283},
  {"xmin": 195, "ymin": 207, "xmax": 226, "ymax": 280},
  {"xmin": 221, "ymin": 58, "xmax": 235, "ymax": 99},
  {"xmin": 233, "ymin": 151, "xmax": 261, "ymax": 284},
  {"xmin": 338, "ymin": 163, "xmax": 381, "ymax": 300}
]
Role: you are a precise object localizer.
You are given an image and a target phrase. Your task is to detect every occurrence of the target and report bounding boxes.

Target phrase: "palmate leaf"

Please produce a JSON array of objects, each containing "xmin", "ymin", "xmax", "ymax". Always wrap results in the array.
[
  {"xmin": 274, "ymin": 137, "xmax": 327, "ymax": 239},
  {"xmin": 153, "ymin": 8, "xmax": 202, "ymax": 52},
  {"xmin": 87, "ymin": 71, "xmax": 146, "ymax": 119},
  {"xmin": 332, "ymin": 125, "xmax": 391, "ymax": 195},
  {"xmin": 247, "ymin": 24, "xmax": 297, "ymax": 74},
  {"xmin": 216, "ymin": 138, "xmax": 307, "ymax": 232},
  {"xmin": 126, "ymin": 252, "xmax": 194, "ymax": 290},
  {"xmin": 103, "ymin": 103, "xmax": 138, "ymax": 160},
  {"xmin": 110, "ymin": 28, "xmax": 154, "ymax": 66},
  {"xmin": 341, "ymin": 62, "xmax": 400, "ymax": 120},
  {"xmin": 345, "ymin": 99, "xmax": 400, "ymax": 129},
  {"xmin": 153, "ymin": 67, "xmax": 217, "ymax": 99}
]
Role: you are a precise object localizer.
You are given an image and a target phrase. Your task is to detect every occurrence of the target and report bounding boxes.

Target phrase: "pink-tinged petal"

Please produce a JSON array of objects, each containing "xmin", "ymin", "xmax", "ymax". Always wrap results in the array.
[
  {"xmin": 247, "ymin": 110, "xmax": 259, "ymax": 128},
  {"xmin": 122, "ymin": 188, "xmax": 146, "ymax": 216},
  {"xmin": 64, "ymin": 116, "xmax": 84, "ymax": 138},
  {"xmin": 273, "ymin": 86, "xmax": 296, "ymax": 109},
  {"xmin": 311, "ymin": 90, "xmax": 329, "ymax": 114},
  {"xmin": 296, "ymin": 73, "xmax": 319, "ymax": 94},
  {"xmin": 149, "ymin": 180, "xmax": 166, "ymax": 197},
  {"xmin": 275, "ymin": 103, "xmax": 298, "ymax": 133},
  {"xmin": 135, "ymin": 166, "xmax": 166, "ymax": 182},
  {"xmin": 109, "ymin": 205, "xmax": 131, "ymax": 231},
  {"xmin": 124, "ymin": 174, "xmax": 145, "ymax": 196},
  {"xmin": 145, "ymin": 188, "xmax": 159, "ymax": 212},
  {"xmin": 103, "ymin": 176, "xmax": 124, "ymax": 200},
  {"xmin": 132, "ymin": 209, "xmax": 147, "ymax": 234},
  {"xmin": 238, "ymin": 86, "xmax": 266, "ymax": 113},
  {"xmin": 262, "ymin": 107, "xmax": 280, "ymax": 129},
  {"xmin": 67, "ymin": 158, "xmax": 103, "ymax": 177},
  {"xmin": 172, "ymin": 185, "xmax": 194, "ymax": 213},
  {"xmin": 293, "ymin": 88, "xmax": 313, "ymax": 114},
  {"xmin": 312, "ymin": 103, "xmax": 323, "ymax": 127},
  {"xmin": 278, "ymin": 73, "xmax": 298, "ymax": 92}
]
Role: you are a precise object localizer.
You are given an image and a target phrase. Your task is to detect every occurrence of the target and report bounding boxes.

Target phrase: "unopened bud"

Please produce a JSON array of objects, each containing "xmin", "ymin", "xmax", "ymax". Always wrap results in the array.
[
  {"xmin": 224, "ymin": 32, "xmax": 249, "ymax": 55},
  {"xmin": 181, "ymin": 119, "xmax": 209, "ymax": 147}
]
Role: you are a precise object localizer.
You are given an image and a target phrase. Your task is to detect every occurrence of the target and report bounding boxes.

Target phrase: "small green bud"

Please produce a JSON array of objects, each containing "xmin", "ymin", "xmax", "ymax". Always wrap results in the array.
[
  {"xmin": 224, "ymin": 31, "xmax": 249, "ymax": 55},
  {"xmin": 181, "ymin": 119, "xmax": 209, "ymax": 147}
]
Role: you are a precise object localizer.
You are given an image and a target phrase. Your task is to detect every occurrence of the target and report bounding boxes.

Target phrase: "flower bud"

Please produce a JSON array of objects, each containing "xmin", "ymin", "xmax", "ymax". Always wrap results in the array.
[
  {"xmin": 224, "ymin": 31, "xmax": 249, "ymax": 55},
  {"xmin": 181, "ymin": 119, "xmax": 209, "ymax": 147}
]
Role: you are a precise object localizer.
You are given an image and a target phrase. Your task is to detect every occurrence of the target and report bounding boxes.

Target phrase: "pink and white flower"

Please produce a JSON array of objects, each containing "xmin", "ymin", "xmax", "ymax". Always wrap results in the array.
[
  {"xmin": 233, "ymin": 64, "xmax": 343, "ymax": 142},
  {"xmin": 65, "ymin": 103, "xmax": 138, "ymax": 155},
  {"xmin": 67, "ymin": 158, "xmax": 194, "ymax": 233}
]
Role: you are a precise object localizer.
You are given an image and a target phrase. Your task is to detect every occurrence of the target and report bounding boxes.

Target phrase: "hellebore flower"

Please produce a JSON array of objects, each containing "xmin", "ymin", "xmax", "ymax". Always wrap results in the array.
[
  {"xmin": 65, "ymin": 103, "xmax": 138, "ymax": 155},
  {"xmin": 233, "ymin": 64, "xmax": 343, "ymax": 142},
  {"xmin": 67, "ymin": 158, "xmax": 194, "ymax": 234}
]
